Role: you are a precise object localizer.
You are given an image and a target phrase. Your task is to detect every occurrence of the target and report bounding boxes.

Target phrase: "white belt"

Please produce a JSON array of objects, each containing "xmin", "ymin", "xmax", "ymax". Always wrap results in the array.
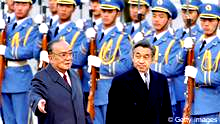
[
  {"xmin": 99, "ymin": 74, "xmax": 113, "ymax": 80},
  {"xmin": 7, "ymin": 60, "xmax": 28, "ymax": 67}
]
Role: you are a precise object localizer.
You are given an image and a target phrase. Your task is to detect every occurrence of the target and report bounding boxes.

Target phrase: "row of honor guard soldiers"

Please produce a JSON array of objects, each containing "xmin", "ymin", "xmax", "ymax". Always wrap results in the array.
[{"xmin": 0, "ymin": 0, "xmax": 220, "ymax": 123}]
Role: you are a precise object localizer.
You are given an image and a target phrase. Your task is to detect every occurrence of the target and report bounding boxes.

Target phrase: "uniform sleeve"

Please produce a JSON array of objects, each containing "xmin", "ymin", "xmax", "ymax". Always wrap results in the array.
[
  {"xmin": 100, "ymin": 34, "xmax": 132, "ymax": 76},
  {"xmin": 72, "ymin": 31, "xmax": 89, "ymax": 68},
  {"xmin": 160, "ymin": 75, "xmax": 173, "ymax": 124},
  {"xmin": 5, "ymin": 26, "xmax": 39, "ymax": 60},
  {"xmin": 152, "ymin": 40, "xmax": 186, "ymax": 78},
  {"xmin": 195, "ymin": 68, "xmax": 220, "ymax": 87}
]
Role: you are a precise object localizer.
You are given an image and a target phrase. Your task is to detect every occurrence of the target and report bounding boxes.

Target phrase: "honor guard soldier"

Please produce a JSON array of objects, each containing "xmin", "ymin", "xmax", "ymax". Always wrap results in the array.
[
  {"xmin": 37, "ymin": 0, "xmax": 88, "ymax": 69},
  {"xmin": 75, "ymin": 0, "xmax": 103, "ymax": 107},
  {"xmin": 148, "ymin": 0, "xmax": 181, "ymax": 120},
  {"xmin": 75, "ymin": 0, "xmax": 102, "ymax": 31},
  {"xmin": 177, "ymin": 3, "xmax": 220, "ymax": 123},
  {"xmin": 47, "ymin": 0, "xmax": 59, "ymax": 28},
  {"xmin": 176, "ymin": 0, "xmax": 203, "ymax": 47},
  {"xmin": 6, "ymin": 0, "xmax": 15, "ymax": 23},
  {"xmin": 125, "ymin": 0, "xmax": 153, "ymax": 44},
  {"xmin": 80, "ymin": 0, "xmax": 132, "ymax": 123},
  {"xmin": 0, "ymin": 0, "xmax": 39, "ymax": 123},
  {"xmin": 174, "ymin": 0, "xmax": 203, "ymax": 121}
]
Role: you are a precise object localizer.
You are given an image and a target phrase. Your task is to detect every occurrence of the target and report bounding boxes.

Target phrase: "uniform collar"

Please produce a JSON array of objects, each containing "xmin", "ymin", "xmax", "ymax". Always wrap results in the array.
[
  {"xmin": 202, "ymin": 35, "xmax": 217, "ymax": 45},
  {"xmin": 102, "ymin": 25, "xmax": 116, "ymax": 35},
  {"xmin": 94, "ymin": 18, "xmax": 102, "ymax": 26},
  {"xmin": 51, "ymin": 14, "xmax": 59, "ymax": 23},
  {"xmin": 154, "ymin": 29, "xmax": 169, "ymax": 40},
  {"xmin": 15, "ymin": 17, "xmax": 29, "ymax": 26},
  {"xmin": 57, "ymin": 21, "xmax": 71, "ymax": 33},
  {"xmin": 183, "ymin": 24, "xmax": 196, "ymax": 33}
]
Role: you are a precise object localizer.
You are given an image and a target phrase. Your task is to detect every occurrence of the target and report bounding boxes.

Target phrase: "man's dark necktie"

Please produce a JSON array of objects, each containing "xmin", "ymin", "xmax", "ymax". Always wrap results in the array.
[
  {"xmin": 131, "ymin": 26, "xmax": 134, "ymax": 35},
  {"xmin": 49, "ymin": 19, "xmax": 53, "ymax": 27},
  {"xmin": 100, "ymin": 32, "xmax": 104, "ymax": 41},
  {"xmin": 54, "ymin": 27, "xmax": 59, "ymax": 37},
  {"xmin": 93, "ymin": 22, "xmax": 96, "ymax": 27},
  {"xmin": 200, "ymin": 40, "xmax": 206, "ymax": 52},
  {"xmin": 153, "ymin": 37, "xmax": 157, "ymax": 43},
  {"xmin": 7, "ymin": 16, "xmax": 10, "ymax": 23},
  {"xmin": 63, "ymin": 74, "xmax": 68, "ymax": 84},
  {"xmin": 12, "ymin": 22, "xmax": 17, "ymax": 30},
  {"xmin": 181, "ymin": 31, "xmax": 186, "ymax": 39}
]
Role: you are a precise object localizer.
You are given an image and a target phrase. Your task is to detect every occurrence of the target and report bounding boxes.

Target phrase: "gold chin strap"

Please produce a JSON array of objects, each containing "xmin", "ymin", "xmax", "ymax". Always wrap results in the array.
[{"xmin": 99, "ymin": 34, "xmax": 124, "ymax": 65}]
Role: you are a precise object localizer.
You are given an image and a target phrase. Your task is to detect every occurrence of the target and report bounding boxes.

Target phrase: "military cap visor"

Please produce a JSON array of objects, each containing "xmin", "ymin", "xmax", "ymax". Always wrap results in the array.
[
  {"xmin": 57, "ymin": 0, "xmax": 77, "ymax": 5},
  {"xmin": 13, "ymin": 0, "xmax": 35, "ymax": 4},
  {"xmin": 152, "ymin": 7, "xmax": 172, "ymax": 17},
  {"xmin": 181, "ymin": 5, "xmax": 199, "ymax": 10},
  {"xmin": 100, "ymin": 4, "xmax": 120, "ymax": 10},
  {"xmin": 128, "ymin": 0, "xmax": 150, "ymax": 6}
]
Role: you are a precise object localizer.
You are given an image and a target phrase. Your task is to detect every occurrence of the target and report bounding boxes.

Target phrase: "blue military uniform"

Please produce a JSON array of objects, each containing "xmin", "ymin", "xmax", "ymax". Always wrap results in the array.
[
  {"xmin": 80, "ymin": 1, "xmax": 132, "ymax": 123},
  {"xmin": 1, "ymin": 0, "xmax": 38, "ymax": 124},
  {"xmin": 125, "ymin": 0, "xmax": 153, "ymax": 44},
  {"xmin": 176, "ymin": 3, "xmax": 220, "ymax": 123},
  {"xmin": 174, "ymin": 0, "xmax": 203, "ymax": 121},
  {"xmin": 149, "ymin": 0, "xmax": 182, "ymax": 120},
  {"xmin": 35, "ymin": 0, "xmax": 88, "ymax": 68}
]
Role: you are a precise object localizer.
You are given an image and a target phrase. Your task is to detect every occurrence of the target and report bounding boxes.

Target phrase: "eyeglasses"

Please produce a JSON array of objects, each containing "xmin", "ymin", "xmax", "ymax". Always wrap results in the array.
[{"xmin": 52, "ymin": 51, "xmax": 73, "ymax": 58}]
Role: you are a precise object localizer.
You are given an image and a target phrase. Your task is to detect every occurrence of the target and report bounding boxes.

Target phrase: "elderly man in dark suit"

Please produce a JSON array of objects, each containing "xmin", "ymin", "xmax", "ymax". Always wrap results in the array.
[
  {"xmin": 106, "ymin": 41, "xmax": 173, "ymax": 124},
  {"xmin": 29, "ymin": 39, "xmax": 87, "ymax": 124}
]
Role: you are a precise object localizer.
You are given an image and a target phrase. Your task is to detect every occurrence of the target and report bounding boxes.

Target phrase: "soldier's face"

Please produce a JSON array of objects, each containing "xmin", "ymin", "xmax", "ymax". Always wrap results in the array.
[
  {"xmin": 181, "ymin": 9, "xmax": 199, "ymax": 27},
  {"xmin": 90, "ymin": 1, "xmax": 101, "ymax": 17},
  {"xmin": 200, "ymin": 18, "xmax": 219, "ymax": 37},
  {"xmin": 14, "ymin": 2, "xmax": 32, "ymax": 20},
  {"xmin": 129, "ymin": 4, "xmax": 149, "ymax": 23},
  {"xmin": 49, "ymin": 41, "xmax": 72, "ymax": 74},
  {"xmin": 6, "ymin": 0, "xmax": 14, "ymax": 12},
  {"xmin": 48, "ymin": 0, "xmax": 57, "ymax": 14},
  {"xmin": 57, "ymin": 4, "xmax": 75, "ymax": 22},
  {"xmin": 152, "ymin": 11, "xmax": 170, "ymax": 33},
  {"xmin": 132, "ymin": 46, "xmax": 153, "ymax": 73},
  {"xmin": 101, "ymin": 9, "xmax": 118, "ymax": 28}
]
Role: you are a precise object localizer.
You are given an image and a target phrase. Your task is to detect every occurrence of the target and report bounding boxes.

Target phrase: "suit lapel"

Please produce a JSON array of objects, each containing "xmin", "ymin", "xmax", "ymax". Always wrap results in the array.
[
  {"xmin": 46, "ymin": 64, "xmax": 72, "ymax": 93},
  {"xmin": 129, "ymin": 68, "xmax": 149, "ymax": 101}
]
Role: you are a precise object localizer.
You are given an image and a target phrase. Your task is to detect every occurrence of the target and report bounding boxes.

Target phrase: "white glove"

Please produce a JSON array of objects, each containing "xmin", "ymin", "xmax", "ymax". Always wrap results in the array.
[
  {"xmin": 39, "ymin": 50, "xmax": 49, "ymax": 68},
  {"xmin": 34, "ymin": 14, "xmax": 44, "ymax": 24},
  {"xmin": 0, "ymin": 45, "xmax": 6, "ymax": 55},
  {"xmin": 183, "ymin": 37, "xmax": 194, "ymax": 49},
  {"xmin": 88, "ymin": 55, "xmax": 101, "ymax": 66},
  {"xmin": 184, "ymin": 66, "xmax": 197, "ymax": 78},
  {"xmin": 75, "ymin": 19, "xmax": 84, "ymax": 30},
  {"xmin": 87, "ymin": 55, "xmax": 101, "ymax": 73},
  {"xmin": 85, "ymin": 27, "xmax": 96, "ymax": 39},
  {"xmin": 133, "ymin": 32, "xmax": 144, "ymax": 43},
  {"xmin": 116, "ymin": 21, "xmax": 124, "ymax": 32},
  {"xmin": 0, "ymin": 19, "xmax": 6, "ymax": 29},
  {"xmin": 39, "ymin": 23, "xmax": 49, "ymax": 34}
]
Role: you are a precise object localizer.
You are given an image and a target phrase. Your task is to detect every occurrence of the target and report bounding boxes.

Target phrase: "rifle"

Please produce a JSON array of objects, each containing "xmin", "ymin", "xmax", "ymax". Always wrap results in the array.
[
  {"xmin": 87, "ymin": 8, "xmax": 97, "ymax": 122},
  {"xmin": 0, "ymin": 0, "xmax": 6, "ymax": 106},
  {"xmin": 182, "ymin": 0, "xmax": 195, "ymax": 123},
  {"xmin": 38, "ymin": 0, "xmax": 48, "ymax": 69}
]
